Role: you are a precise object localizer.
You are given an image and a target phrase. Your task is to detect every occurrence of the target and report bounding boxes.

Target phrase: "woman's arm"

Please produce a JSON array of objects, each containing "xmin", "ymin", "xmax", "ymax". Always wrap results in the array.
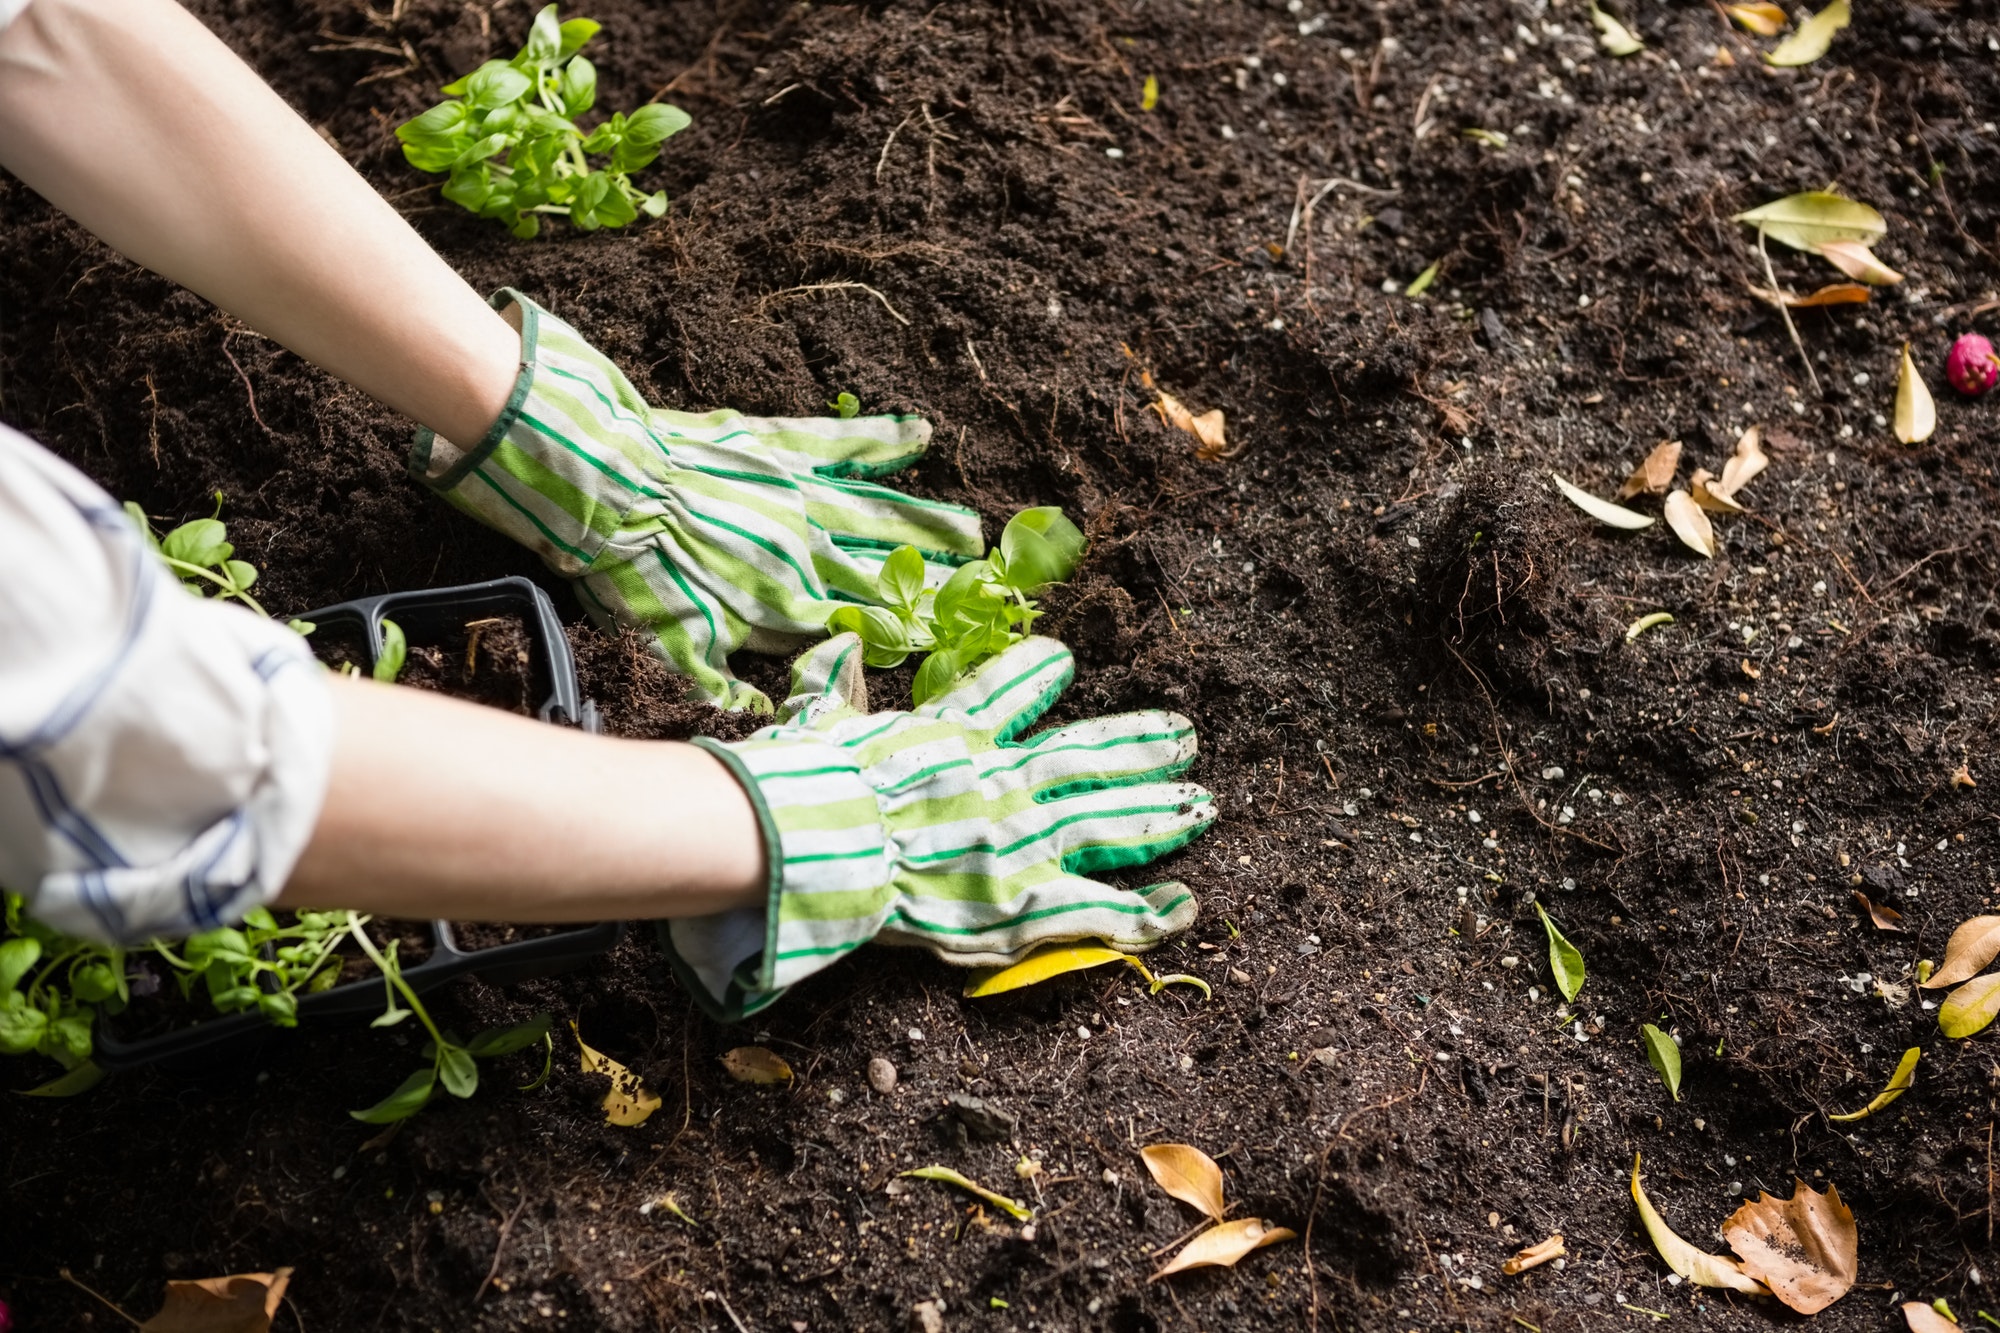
[
  {"xmin": 0, "ymin": 0, "xmax": 519, "ymax": 448},
  {"xmin": 280, "ymin": 673, "xmax": 766, "ymax": 921}
]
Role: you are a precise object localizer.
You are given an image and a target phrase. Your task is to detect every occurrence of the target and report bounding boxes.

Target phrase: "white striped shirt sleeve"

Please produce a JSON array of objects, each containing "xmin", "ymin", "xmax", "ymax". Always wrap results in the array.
[{"xmin": 0, "ymin": 423, "xmax": 333, "ymax": 942}]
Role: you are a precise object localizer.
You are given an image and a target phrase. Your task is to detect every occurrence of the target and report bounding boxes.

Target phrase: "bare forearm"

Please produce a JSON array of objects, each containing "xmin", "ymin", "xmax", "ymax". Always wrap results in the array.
[
  {"xmin": 280, "ymin": 674, "xmax": 765, "ymax": 922},
  {"xmin": 0, "ymin": 0, "xmax": 518, "ymax": 446}
]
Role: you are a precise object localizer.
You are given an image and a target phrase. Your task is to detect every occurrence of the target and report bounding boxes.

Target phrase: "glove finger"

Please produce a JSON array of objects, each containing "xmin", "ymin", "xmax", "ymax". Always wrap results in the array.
[
  {"xmin": 780, "ymin": 632, "xmax": 869, "ymax": 724},
  {"xmin": 649, "ymin": 407, "xmax": 932, "ymax": 478},
  {"xmin": 985, "ymin": 711, "xmax": 1199, "ymax": 798},
  {"xmin": 877, "ymin": 875, "xmax": 1199, "ymax": 966},
  {"xmin": 915, "ymin": 636, "xmax": 1073, "ymax": 740},
  {"xmin": 1038, "ymin": 781, "xmax": 1217, "ymax": 877},
  {"xmin": 803, "ymin": 473, "xmax": 985, "ymax": 561}
]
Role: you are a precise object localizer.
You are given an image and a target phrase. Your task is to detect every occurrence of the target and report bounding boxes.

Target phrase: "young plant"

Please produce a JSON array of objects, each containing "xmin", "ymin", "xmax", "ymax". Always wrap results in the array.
[
  {"xmin": 0, "ymin": 893, "xmax": 120, "ymax": 1078},
  {"xmin": 395, "ymin": 4, "xmax": 689, "ymax": 238},
  {"xmin": 126, "ymin": 496, "xmax": 270, "ymax": 618},
  {"xmin": 827, "ymin": 506, "xmax": 1085, "ymax": 704}
]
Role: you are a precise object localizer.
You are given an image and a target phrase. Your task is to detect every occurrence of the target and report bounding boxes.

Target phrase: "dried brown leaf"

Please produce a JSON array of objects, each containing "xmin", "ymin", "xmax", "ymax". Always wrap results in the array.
[
  {"xmin": 1922, "ymin": 915, "xmax": 2000, "ymax": 989},
  {"xmin": 1719, "ymin": 425, "xmax": 1769, "ymax": 497},
  {"xmin": 1149, "ymin": 1218, "xmax": 1296, "ymax": 1281},
  {"xmin": 1895, "ymin": 343, "xmax": 1937, "ymax": 444},
  {"xmin": 1502, "ymin": 1234, "xmax": 1567, "ymax": 1275},
  {"xmin": 1689, "ymin": 469, "xmax": 1745, "ymax": 513},
  {"xmin": 1153, "ymin": 391, "xmax": 1231, "ymax": 461},
  {"xmin": 1721, "ymin": 1181, "xmax": 1858, "ymax": 1314},
  {"xmin": 1140, "ymin": 1143, "xmax": 1226, "ymax": 1222},
  {"xmin": 1851, "ymin": 891, "xmax": 1904, "ymax": 932},
  {"xmin": 1750, "ymin": 281, "xmax": 1872, "ymax": 309},
  {"xmin": 1618, "ymin": 441, "xmax": 1682, "ymax": 498},
  {"xmin": 721, "ymin": 1046, "xmax": 795, "ymax": 1084},
  {"xmin": 1952, "ymin": 764, "xmax": 1977, "ymax": 789},
  {"xmin": 1817, "ymin": 240, "xmax": 1905, "ymax": 286},
  {"xmin": 1726, "ymin": 2, "xmax": 1788, "ymax": 34},
  {"xmin": 139, "ymin": 1269, "xmax": 292, "ymax": 1333},
  {"xmin": 1664, "ymin": 490, "xmax": 1717, "ymax": 558},
  {"xmin": 1903, "ymin": 1302, "xmax": 1961, "ymax": 1333},
  {"xmin": 573, "ymin": 1022, "xmax": 662, "ymax": 1126}
]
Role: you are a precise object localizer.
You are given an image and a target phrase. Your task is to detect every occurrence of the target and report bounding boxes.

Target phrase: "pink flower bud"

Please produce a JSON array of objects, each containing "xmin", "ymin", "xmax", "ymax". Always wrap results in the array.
[{"xmin": 1946, "ymin": 332, "xmax": 1998, "ymax": 396}]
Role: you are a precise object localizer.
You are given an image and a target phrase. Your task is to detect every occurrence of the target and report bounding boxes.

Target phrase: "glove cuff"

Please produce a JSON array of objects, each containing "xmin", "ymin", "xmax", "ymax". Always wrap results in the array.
[
  {"xmin": 408, "ymin": 287, "xmax": 541, "ymax": 492},
  {"xmin": 659, "ymin": 734, "xmax": 893, "ymax": 1019}
]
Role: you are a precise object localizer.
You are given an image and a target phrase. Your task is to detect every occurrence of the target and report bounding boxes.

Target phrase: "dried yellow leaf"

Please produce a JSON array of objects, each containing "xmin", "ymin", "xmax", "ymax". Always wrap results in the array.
[
  {"xmin": 1895, "ymin": 342, "xmax": 1937, "ymax": 444},
  {"xmin": 1140, "ymin": 1143, "xmax": 1226, "ymax": 1222},
  {"xmin": 1150, "ymin": 1218, "xmax": 1296, "ymax": 1281},
  {"xmin": 963, "ymin": 944, "xmax": 1142, "ymax": 996},
  {"xmin": 720, "ymin": 1046, "xmax": 794, "ymax": 1084},
  {"xmin": 901, "ymin": 1165, "xmax": 1032, "ymax": 1221},
  {"xmin": 1828, "ymin": 1046, "xmax": 1919, "ymax": 1122},
  {"xmin": 1750, "ymin": 281, "xmax": 1872, "ymax": 308},
  {"xmin": 1766, "ymin": 0, "xmax": 1850, "ymax": 66},
  {"xmin": 140, "ymin": 1269, "xmax": 293, "ymax": 1333},
  {"xmin": 1630, "ymin": 1154, "xmax": 1770, "ymax": 1296},
  {"xmin": 1816, "ymin": 240, "xmax": 1904, "ymax": 286},
  {"xmin": 1153, "ymin": 391, "xmax": 1230, "ymax": 461},
  {"xmin": 1718, "ymin": 424, "xmax": 1769, "ymax": 497},
  {"xmin": 1850, "ymin": 890, "xmax": 1904, "ymax": 932},
  {"xmin": 1552, "ymin": 472, "xmax": 1654, "ymax": 530},
  {"xmin": 1721, "ymin": 1181, "xmax": 1857, "ymax": 1314},
  {"xmin": 1617, "ymin": 441, "xmax": 1681, "ymax": 498},
  {"xmin": 1939, "ymin": 973, "xmax": 2000, "ymax": 1039},
  {"xmin": 572, "ymin": 1022, "xmax": 662, "ymax": 1127},
  {"xmin": 1664, "ymin": 490, "xmax": 1717, "ymax": 558},
  {"xmin": 1725, "ymin": 2, "xmax": 1787, "ymax": 35},
  {"xmin": 1690, "ymin": 469, "xmax": 1744, "ymax": 513}
]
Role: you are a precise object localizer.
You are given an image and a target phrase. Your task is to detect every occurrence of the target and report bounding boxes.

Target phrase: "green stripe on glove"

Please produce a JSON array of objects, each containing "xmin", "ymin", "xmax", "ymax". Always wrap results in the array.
[
  {"xmin": 663, "ymin": 634, "xmax": 1216, "ymax": 1019},
  {"xmin": 409, "ymin": 289, "xmax": 985, "ymax": 709}
]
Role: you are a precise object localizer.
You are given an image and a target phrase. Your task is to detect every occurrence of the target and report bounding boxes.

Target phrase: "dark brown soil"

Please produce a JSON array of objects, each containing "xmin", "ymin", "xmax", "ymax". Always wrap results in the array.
[
  {"xmin": 4, "ymin": 0, "xmax": 2000, "ymax": 1330},
  {"xmin": 449, "ymin": 922, "xmax": 570, "ymax": 951}
]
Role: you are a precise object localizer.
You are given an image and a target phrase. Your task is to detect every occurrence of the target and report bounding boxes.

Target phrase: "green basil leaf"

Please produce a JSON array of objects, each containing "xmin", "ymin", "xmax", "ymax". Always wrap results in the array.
[
  {"xmin": 465, "ymin": 1012, "xmax": 554, "ymax": 1058},
  {"xmin": 639, "ymin": 190, "xmax": 669, "ymax": 218},
  {"xmin": 511, "ymin": 214, "xmax": 543, "ymax": 240},
  {"xmin": 122, "ymin": 501, "xmax": 161, "ymax": 553},
  {"xmin": 224, "ymin": 560, "xmax": 258, "ymax": 592},
  {"xmin": 402, "ymin": 139, "xmax": 467, "ymax": 174},
  {"xmin": 831, "ymin": 391, "xmax": 861, "ymax": 419},
  {"xmin": 20, "ymin": 1059, "xmax": 104, "ymax": 1097},
  {"xmin": 398, "ymin": 100, "xmax": 468, "ymax": 140},
  {"xmin": 71, "ymin": 963, "xmax": 117, "ymax": 1005},
  {"xmin": 452, "ymin": 132, "xmax": 512, "ymax": 169},
  {"xmin": 520, "ymin": 3, "xmax": 562, "ymax": 63},
  {"xmin": 623, "ymin": 102, "xmax": 692, "ymax": 146},
  {"xmin": 257, "ymin": 991, "xmax": 299, "ymax": 1027},
  {"xmin": 561, "ymin": 55, "xmax": 597, "ymax": 115},
  {"xmin": 467, "ymin": 63, "xmax": 533, "ymax": 109},
  {"xmin": 593, "ymin": 185, "xmax": 639, "ymax": 229},
  {"xmin": 0, "ymin": 995, "xmax": 48, "ymax": 1055},
  {"xmin": 350, "ymin": 1066, "xmax": 437, "ymax": 1123},
  {"xmin": 579, "ymin": 122, "xmax": 618, "ymax": 154},
  {"xmin": 877, "ymin": 544, "xmax": 927, "ymax": 612},
  {"xmin": 46, "ymin": 1014, "xmax": 93, "ymax": 1064},
  {"xmin": 931, "ymin": 559, "xmax": 993, "ymax": 629},
  {"xmin": 161, "ymin": 518, "xmax": 230, "ymax": 569},
  {"xmin": 439, "ymin": 1045, "xmax": 480, "ymax": 1098},
  {"xmin": 557, "ymin": 16, "xmax": 601, "ymax": 61},
  {"xmin": 374, "ymin": 618, "xmax": 408, "ymax": 684},
  {"xmin": 442, "ymin": 169, "xmax": 494, "ymax": 211},
  {"xmin": 998, "ymin": 506, "xmax": 1084, "ymax": 594},
  {"xmin": 911, "ymin": 645, "xmax": 970, "ymax": 706},
  {"xmin": 608, "ymin": 142, "xmax": 661, "ymax": 175},
  {"xmin": 0, "ymin": 937, "xmax": 41, "ymax": 994}
]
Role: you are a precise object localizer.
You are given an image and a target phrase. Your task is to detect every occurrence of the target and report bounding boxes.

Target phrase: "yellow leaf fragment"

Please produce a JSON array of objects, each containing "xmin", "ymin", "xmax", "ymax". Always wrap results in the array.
[
  {"xmin": 1828, "ymin": 1046, "xmax": 1919, "ymax": 1122},
  {"xmin": 1725, "ymin": 3, "xmax": 1788, "ymax": 35},
  {"xmin": 1766, "ymin": 0, "xmax": 1850, "ymax": 66},
  {"xmin": 1152, "ymin": 389, "xmax": 1230, "ymax": 461},
  {"xmin": 1817, "ymin": 240, "xmax": 1904, "ymax": 286},
  {"xmin": 720, "ymin": 1046, "xmax": 794, "ymax": 1084},
  {"xmin": 1952, "ymin": 763, "xmax": 1977, "ymax": 789},
  {"xmin": 1734, "ymin": 190, "xmax": 1885, "ymax": 253},
  {"xmin": 1617, "ymin": 440, "xmax": 1681, "ymax": 498},
  {"xmin": 1502, "ymin": 1234, "xmax": 1567, "ymax": 1275},
  {"xmin": 572, "ymin": 1022, "xmax": 661, "ymax": 1127},
  {"xmin": 1141, "ymin": 74, "xmax": 1159, "ymax": 111},
  {"xmin": 1551, "ymin": 472, "xmax": 1655, "ymax": 530},
  {"xmin": 1664, "ymin": 490, "xmax": 1717, "ymax": 558},
  {"xmin": 139, "ymin": 1268, "xmax": 292, "ymax": 1333},
  {"xmin": 1939, "ymin": 973, "xmax": 2000, "ymax": 1039},
  {"xmin": 1150, "ymin": 1217, "xmax": 1296, "ymax": 1281},
  {"xmin": 1895, "ymin": 343, "xmax": 1937, "ymax": 443},
  {"xmin": 1626, "ymin": 611, "xmax": 1675, "ymax": 642},
  {"xmin": 1405, "ymin": 260, "xmax": 1441, "ymax": 297},
  {"xmin": 1905, "ymin": 1301, "xmax": 1962, "ymax": 1333},
  {"xmin": 1690, "ymin": 469, "xmax": 1744, "ymax": 513},
  {"xmin": 901, "ymin": 1165, "xmax": 1032, "ymax": 1221},
  {"xmin": 963, "ymin": 944, "xmax": 1139, "ymax": 996},
  {"xmin": 1721, "ymin": 1181, "xmax": 1857, "ymax": 1314},
  {"xmin": 1718, "ymin": 425, "xmax": 1769, "ymax": 498},
  {"xmin": 1590, "ymin": 2, "xmax": 1644, "ymax": 55},
  {"xmin": 1630, "ymin": 1154, "xmax": 1770, "ymax": 1296},
  {"xmin": 1140, "ymin": 1143, "xmax": 1226, "ymax": 1222},
  {"xmin": 1922, "ymin": 915, "xmax": 2000, "ymax": 988}
]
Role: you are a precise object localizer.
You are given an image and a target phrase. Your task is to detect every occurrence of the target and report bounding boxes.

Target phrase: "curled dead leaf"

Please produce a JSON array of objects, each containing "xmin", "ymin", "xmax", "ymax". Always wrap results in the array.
[
  {"xmin": 1952, "ymin": 764, "xmax": 1977, "ymax": 789},
  {"xmin": 1552, "ymin": 472, "xmax": 1655, "ymax": 530},
  {"xmin": 1663, "ymin": 490, "xmax": 1717, "ymax": 558},
  {"xmin": 1719, "ymin": 425, "xmax": 1769, "ymax": 497},
  {"xmin": 1617, "ymin": 441, "xmax": 1682, "ymax": 498},
  {"xmin": 1153, "ymin": 390, "xmax": 1231, "ymax": 461},
  {"xmin": 573, "ymin": 1022, "xmax": 661, "ymax": 1127},
  {"xmin": 1690, "ymin": 469, "xmax": 1744, "ymax": 513},
  {"xmin": 1630, "ymin": 1154, "xmax": 1770, "ymax": 1296},
  {"xmin": 1904, "ymin": 1301, "xmax": 1961, "ymax": 1333},
  {"xmin": 1150, "ymin": 1217, "xmax": 1296, "ymax": 1281},
  {"xmin": 1721, "ymin": 1181, "xmax": 1857, "ymax": 1314},
  {"xmin": 721, "ymin": 1046, "xmax": 795, "ymax": 1084},
  {"xmin": 1921, "ymin": 916, "xmax": 2000, "ymax": 989},
  {"xmin": 1140, "ymin": 1143, "xmax": 1226, "ymax": 1222},
  {"xmin": 1502, "ymin": 1233, "xmax": 1567, "ymax": 1275},
  {"xmin": 1895, "ymin": 343, "xmax": 1937, "ymax": 444},
  {"xmin": 1828, "ymin": 1046, "xmax": 1919, "ymax": 1122},
  {"xmin": 1850, "ymin": 890, "xmax": 1904, "ymax": 932},
  {"xmin": 139, "ymin": 1269, "xmax": 292, "ymax": 1333},
  {"xmin": 1725, "ymin": 2, "xmax": 1788, "ymax": 34},
  {"xmin": 1750, "ymin": 281, "xmax": 1871, "ymax": 309},
  {"xmin": 1816, "ymin": 240, "xmax": 1904, "ymax": 286}
]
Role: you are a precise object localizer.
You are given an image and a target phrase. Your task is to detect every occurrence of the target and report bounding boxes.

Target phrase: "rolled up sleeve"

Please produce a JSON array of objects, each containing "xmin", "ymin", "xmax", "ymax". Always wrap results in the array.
[{"xmin": 0, "ymin": 424, "xmax": 333, "ymax": 942}]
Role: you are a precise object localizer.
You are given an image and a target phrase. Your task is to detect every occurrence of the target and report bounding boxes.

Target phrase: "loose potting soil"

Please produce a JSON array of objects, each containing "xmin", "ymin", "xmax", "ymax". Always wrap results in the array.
[{"xmin": 3, "ymin": 1, "xmax": 2000, "ymax": 1329}]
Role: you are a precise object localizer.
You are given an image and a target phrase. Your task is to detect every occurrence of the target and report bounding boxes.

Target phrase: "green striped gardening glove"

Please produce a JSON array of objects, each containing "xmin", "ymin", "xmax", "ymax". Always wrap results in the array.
[
  {"xmin": 409, "ymin": 289, "xmax": 985, "ymax": 710},
  {"xmin": 662, "ymin": 633, "xmax": 1216, "ymax": 1019}
]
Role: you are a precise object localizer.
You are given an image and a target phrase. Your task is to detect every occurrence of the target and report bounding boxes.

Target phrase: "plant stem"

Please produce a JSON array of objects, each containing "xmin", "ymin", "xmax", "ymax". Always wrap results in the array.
[
  {"xmin": 1757, "ymin": 227, "xmax": 1822, "ymax": 397},
  {"xmin": 156, "ymin": 555, "xmax": 272, "ymax": 618},
  {"xmin": 348, "ymin": 922, "xmax": 447, "ymax": 1050}
]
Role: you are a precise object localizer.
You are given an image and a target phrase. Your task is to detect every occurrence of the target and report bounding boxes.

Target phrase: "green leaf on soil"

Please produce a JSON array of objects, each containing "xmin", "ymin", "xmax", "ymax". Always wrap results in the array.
[
  {"xmin": 1535, "ymin": 903, "xmax": 1585, "ymax": 1001},
  {"xmin": 1590, "ymin": 2, "xmax": 1644, "ymax": 55},
  {"xmin": 1462, "ymin": 128, "xmax": 1509, "ymax": 148},
  {"xmin": 19, "ymin": 1060, "xmax": 106, "ymax": 1098},
  {"xmin": 351, "ymin": 1066, "xmax": 438, "ymax": 1123},
  {"xmin": 374, "ymin": 618, "xmax": 408, "ymax": 683},
  {"xmin": 1938, "ymin": 973, "xmax": 2000, "ymax": 1039},
  {"xmin": 1626, "ymin": 612, "xmax": 1674, "ymax": 642},
  {"xmin": 1641, "ymin": 1024, "xmax": 1682, "ymax": 1101},
  {"xmin": 901, "ymin": 1165, "xmax": 1033, "ymax": 1220},
  {"xmin": 1404, "ymin": 261, "xmax": 1440, "ymax": 297},
  {"xmin": 1765, "ymin": 0, "xmax": 1849, "ymax": 66},
  {"xmin": 1630, "ymin": 1153, "xmax": 1771, "ymax": 1295},
  {"xmin": 1733, "ymin": 190, "xmax": 1885, "ymax": 253},
  {"xmin": 1828, "ymin": 1046, "xmax": 1919, "ymax": 1121},
  {"xmin": 1551, "ymin": 473, "xmax": 1655, "ymax": 530}
]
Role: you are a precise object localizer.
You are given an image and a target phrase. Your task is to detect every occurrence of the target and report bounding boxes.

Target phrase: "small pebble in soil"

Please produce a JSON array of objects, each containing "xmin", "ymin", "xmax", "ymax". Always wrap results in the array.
[{"xmin": 867, "ymin": 1057, "xmax": 897, "ymax": 1094}]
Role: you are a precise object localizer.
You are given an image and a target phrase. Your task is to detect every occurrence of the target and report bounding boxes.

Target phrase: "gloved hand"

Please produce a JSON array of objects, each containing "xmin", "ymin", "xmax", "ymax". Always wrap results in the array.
[
  {"xmin": 409, "ymin": 289, "xmax": 986, "ymax": 710},
  {"xmin": 662, "ymin": 633, "xmax": 1216, "ymax": 1019}
]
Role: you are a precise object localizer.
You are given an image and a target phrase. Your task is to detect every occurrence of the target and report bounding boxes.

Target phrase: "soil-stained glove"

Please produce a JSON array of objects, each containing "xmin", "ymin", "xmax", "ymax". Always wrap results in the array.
[
  {"xmin": 663, "ymin": 634, "xmax": 1215, "ymax": 1019},
  {"xmin": 409, "ymin": 289, "xmax": 985, "ymax": 710}
]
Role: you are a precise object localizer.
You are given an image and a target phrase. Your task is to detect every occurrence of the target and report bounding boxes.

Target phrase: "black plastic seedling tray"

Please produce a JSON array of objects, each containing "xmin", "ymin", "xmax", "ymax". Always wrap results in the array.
[{"xmin": 93, "ymin": 577, "xmax": 622, "ymax": 1073}]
